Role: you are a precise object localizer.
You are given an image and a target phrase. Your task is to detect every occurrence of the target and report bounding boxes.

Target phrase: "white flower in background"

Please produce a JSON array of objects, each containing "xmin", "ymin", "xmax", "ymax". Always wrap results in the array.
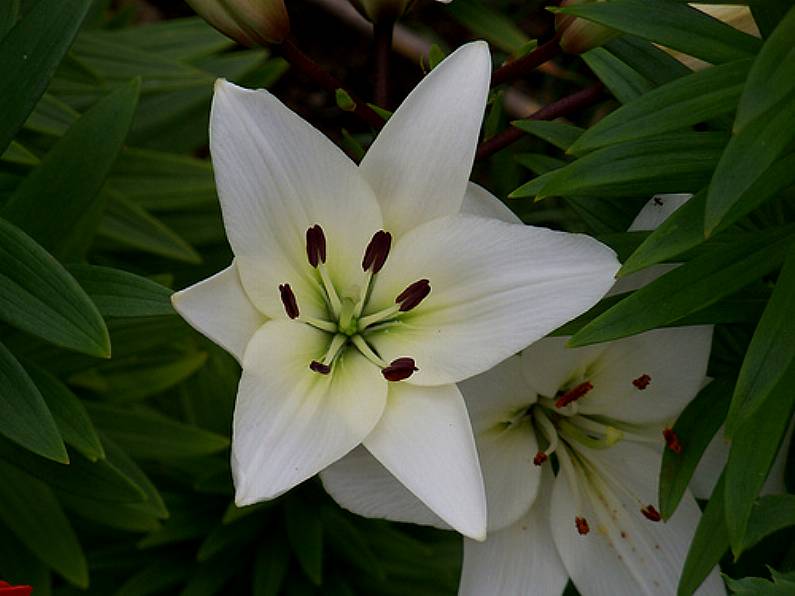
[
  {"xmin": 322, "ymin": 328, "xmax": 726, "ymax": 595},
  {"xmin": 171, "ymin": 41, "xmax": 619, "ymax": 539}
]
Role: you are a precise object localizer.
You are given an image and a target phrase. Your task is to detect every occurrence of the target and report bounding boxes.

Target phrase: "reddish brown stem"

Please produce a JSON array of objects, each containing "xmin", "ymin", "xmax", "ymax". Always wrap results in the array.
[
  {"xmin": 491, "ymin": 33, "xmax": 563, "ymax": 87},
  {"xmin": 475, "ymin": 82, "xmax": 605, "ymax": 161},
  {"xmin": 279, "ymin": 38, "xmax": 385, "ymax": 129},
  {"xmin": 373, "ymin": 20, "xmax": 394, "ymax": 108}
]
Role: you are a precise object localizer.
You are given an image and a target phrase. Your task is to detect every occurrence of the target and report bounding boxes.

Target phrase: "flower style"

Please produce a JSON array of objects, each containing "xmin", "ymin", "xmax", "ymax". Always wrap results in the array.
[
  {"xmin": 172, "ymin": 42, "xmax": 619, "ymax": 539},
  {"xmin": 322, "ymin": 327, "xmax": 726, "ymax": 594}
]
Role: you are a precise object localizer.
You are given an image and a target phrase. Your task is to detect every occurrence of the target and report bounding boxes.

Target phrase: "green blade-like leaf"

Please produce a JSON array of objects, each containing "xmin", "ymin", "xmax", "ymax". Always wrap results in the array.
[
  {"xmin": 557, "ymin": 0, "xmax": 761, "ymax": 65},
  {"xmin": 0, "ymin": 459, "xmax": 88, "ymax": 587},
  {"xmin": 67, "ymin": 264, "xmax": 174, "ymax": 318},
  {"xmin": 740, "ymin": 495, "xmax": 795, "ymax": 554},
  {"xmin": 570, "ymin": 59, "xmax": 751, "ymax": 154},
  {"xmin": 0, "ymin": 218, "xmax": 110, "ymax": 357},
  {"xmin": 253, "ymin": 538, "xmax": 290, "ymax": 596},
  {"xmin": 735, "ymin": 6, "xmax": 795, "ymax": 131},
  {"xmin": 725, "ymin": 360, "xmax": 795, "ymax": 555},
  {"xmin": 0, "ymin": 0, "xmax": 91, "ymax": 154},
  {"xmin": 444, "ymin": 0, "xmax": 529, "ymax": 53},
  {"xmin": 27, "ymin": 365, "xmax": 104, "ymax": 462},
  {"xmin": 0, "ymin": 0, "xmax": 18, "ymax": 38},
  {"xmin": 510, "ymin": 120, "xmax": 584, "ymax": 151},
  {"xmin": 570, "ymin": 226, "xmax": 795, "ymax": 346},
  {"xmin": 726, "ymin": 247, "xmax": 795, "ymax": 435},
  {"xmin": 605, "ymin": 36, "xmax": 691, "ymax": 87},
  {"xmin": 285, "ymin": 497, "xmax": 323, "ymax": 586},
  {"xmin": 678, "ymin": 474, "xmax": 729, "ymax": 596},
  {"xmin": 536, "ymin": 133, "xmax": 726, "ymax": 199},
  {"xmin": 659, "ymin": 378, "xmax": 732, "ymax": 520},
  {"xmin": 581, "ymin": 47, "xmax": 654, "ymax": 103},
  {"xmin": 2, "ymin": 79, "xmax": 141, "ymax": 260},
  {"xmin": 0, "ymin": 341, "xmax": 66, "ymax": 462}
]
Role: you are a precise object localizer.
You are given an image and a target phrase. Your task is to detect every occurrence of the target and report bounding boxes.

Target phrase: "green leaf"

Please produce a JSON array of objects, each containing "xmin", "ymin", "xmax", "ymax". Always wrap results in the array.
[
  {"xmin": 605, "ymin": 35, "xmax": 692, "ymax": 87},
  {"xmin": 27, "ymin": 365, "xmax": 104, "ymax": 462},
  {"xmin": 23, "ymin": 93, "xmax": 78, "ymax": 137},
  {"xmin": 535, "ymin": 133, "xmax": 726, "ymax": 199},
  {"xmin": 581, "ymin": 47, "xmax": 654, "ymax": 103},
  {"xmin": 704, "ymin": 94, "xmax": 795, "ymax": 234},
  {"xmin": 740, "ymin": 495, "xmax": 795, "ymax": 553},
  {"xmin": 114, "ymin": 556, "xmax": 193, "ymax": 596},
  {"xmin": 514, "ymin": 153, "xmax": 567, "ymax": 175},
  {"xmin": 678, "ymin": 473, "xmax": 729, "ymax": 596},
  {"xmin": 2, "ymin": 140, "xmax": 39, "ymax": 166},
  {"xmin": 444, "ymin": 0, "xmax": 529, "ymax": 53},
  {"xmin": 253, "ymin": 539, "xmax": 290, "ymax": 596},
  {"xmin": 511, "ymin": 120, "xmax": 584, "ymax": 151},
  {"xmin": 0, "ymin": 0, "xmax": 18, "ymax": 38},
  {"xmin": 750, "ymin": 0, "xmax": 792, "ymax": 39},
  {"xmin": 557, "ymin": 0, "xmax": 761, "ymax": 65},
  {"xmin": 101, "ymin": 434, "xmax": 168, "ymax": 518},
  {"xmin": 322, "ymin": 506, "xmax": 386, "ymax": 580},
  {"xmin": 67, "ymin": 264, "xmax": 174, "ymax": 318},
  {"xmin": 0, "ymin": 459, "xmax": 87, "ymax": 587},
  {"xmin": 0, "ymin": 218, "xmax": 110, "ymax": 357},
  {"xmin": 659, "ymin": 378, "xmax": 732, "ymax": 519},
  {"xmin": 570, "ymin": 59, "xmax": 751, "ymax": 154},
  {"xmin": 725, "ymin": 359, "xmax": 795, "ymax": 555},
  {"xmin": 58, "ymin": 493, "xmax": 162, "ymax": 533},
  {"xmin": 285, "ymin": 498, "xmax": 323, "ymax": 585},
  {"xmin": 0, "ymin": 341, "xmax": 66, "ymax": 462},
  {"xmin": 570, "ymin": 226, "xmax": 795, "ymax": 346},
  {"xmin": 735, "ymin": 7, "xmax": 795, "ymax": 131},
  {"xmin": 86, "ymin": 403, "xmax": 230, "ymax": 459},
  {"xmin": 0, "ymin": 528, "xmax": 51, "ymax": 596},
  {"xmin": 0, "ymin": 0, "xmax": 91, "ymax": 154},
  {"xmin": 726, "ymin": 571, "xmax": 795, "ymax": 596},
  {"xmin": 726, "ymin": 247, "xmax": 795, "ymax": 435},
  {"xmin": 197, "ymin": 517, "xmax": 267, "ymax": 561},
  {"xmin": 2, "ymin": 79, "xmax": 140, "ymax": 260}
]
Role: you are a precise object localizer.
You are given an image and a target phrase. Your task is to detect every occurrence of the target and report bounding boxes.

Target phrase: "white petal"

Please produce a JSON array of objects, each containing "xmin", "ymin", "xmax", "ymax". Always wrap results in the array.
[
  {"xmin": 629, "ymin": 194, "xmax": 692, "ymax": 231},
  {"xmin": 359, "ymin": 42, "xmax": 491, "ymax": 236},
  {"xmin": 460, "ymin": 182, "xmax": 521, "ymax": 224},
  {"xmin": 171, "ymin": 262, "xmax": 266, "ymax": 363},
  {"xmin": 520, "ymin": 336, "xmax": 608, "ymax": 399},
  {"xmin": 551, "ymin": 443, "xmax": 726, "ymax": 596},
  {"xmin": 210, "ymin": 80, "xmax": 383, "ymax": 319},
  {"xmin": 366, "ymin": 215, "xmax": 619, "ymax": 385},
  {"xmin": 363, "ymin": 382, "xmax": 487, "ymax": 540},
  {"xmin": 460, "ymin": 468, "xmax": 568, "ymax": 596},
  {"xmin": 459, "ymin": 356, "xmax": 542, "ymax": 530},
  {"xmin": 232, "ymin": 321, "xmax": 386, "ymax": 504},
  {"xmin": 320, "ymin": 446, "xmax": 449, "ymax": 530}
]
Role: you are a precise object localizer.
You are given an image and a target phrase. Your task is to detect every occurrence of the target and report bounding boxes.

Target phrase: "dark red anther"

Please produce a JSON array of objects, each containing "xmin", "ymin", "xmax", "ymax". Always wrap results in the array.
[
  {"xmin": 309, "ymin": 360, "xmax": 331, "ymax": 375},
  {"xmin": 381, "ymin": 357, "xmax": 418, "ymax": 381},
  {"xmin": 632, "ymin": 374, "xmax": 652, "ymax": 390},
  {"xmin": 641, "ymin": 505, "xmax": 662, "ymax": 522},
  {"xmin": 575, "ymin": 516, "xmax": 590, "ymax": 535},
  {"xmin": 362, "ymin": 230, "xmax": 392, "ymax": 274},
  {"xmin": 663, "ymin": 428, "xmax": 683, "ymax": 454},
  {"xmin": 533, "ymin": 451, "xmax": 548, "ymax": 466},
  {"xmin": 305, "ymin": 224, "xmax": 327, "ymax": 267},
  {"xmin": 555, "ymin": 381, "xmax": 594, "ymax": 408},
  {"xmin": 395, "ymin": 279, "xmax": 431, "ymax": 312},
  {"xmin": 278, "ymin": 283, "xmax": 299, "ymax": 319}
]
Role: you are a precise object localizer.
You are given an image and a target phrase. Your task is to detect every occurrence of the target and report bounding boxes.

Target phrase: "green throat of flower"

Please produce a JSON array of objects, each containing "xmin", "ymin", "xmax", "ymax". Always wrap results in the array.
[{"xmin": 278, "ymin": 224, "xmax": 430, "ymax": 382}]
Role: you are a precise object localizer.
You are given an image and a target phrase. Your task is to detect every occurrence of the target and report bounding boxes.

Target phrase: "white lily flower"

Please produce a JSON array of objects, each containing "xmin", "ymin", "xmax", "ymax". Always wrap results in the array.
[
  {"xmin": 172, "ymin": 41, "xmax": 619, "ymax": 540},
  {"xmin": 322, "ymin": 328, "xmax": 726, "ymax": 595}
]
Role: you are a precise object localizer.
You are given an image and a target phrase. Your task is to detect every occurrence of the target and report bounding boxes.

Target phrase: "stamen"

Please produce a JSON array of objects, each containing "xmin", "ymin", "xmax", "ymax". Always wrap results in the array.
[
  {"xmin": 350, "ymin": 334, "xmax": 387, "ymax": 368},
  {"xmin": 663, "ymin": 428, "xmax": 683, "ymax": 454},
  {"xmin": 310, "ymin": 361, "xmax": 331, "ymax": 374},
  {"xmin": 357, "ymin": 304, "xmax": 400, "ymax": 331},
  {"xmin": 318, "ymin": 265, "xmax": 342, "ymax": 317},
  {"xmin": 362, "ymin": 230, "xmax": 392, "ymax": 274},
  {"xmin": 309, "ymin": 333, "xmax": 348, "ymax": 375},
  {"xmin": 305, "ymin": 224, "xmax": 327, "ymax": 267},
  {"xmin": 278, "ymin": 283, "xmax": 299, "ymax": 319},
  {"xmin": 555, "ymin": 381, "xmax": 594, "ymax": 408},
  {"xmin": 533, "ymin": 451, "xmax": 548, "ymax": 466},
  {"xmin": 382, "ymin": 357, "xmax": 418, "ymax": 382},
  {"xmin": 632, "ymin": 374, "xmax": 652, "ymax": 390},
  {"xmin": 558, "ymin": 419, "xmax": 623, "ymax": 450},
  {"xmin": 575, "ymin": 516, "xmax": 590, "ymax": 535},
  {"xmin": 532, "ymin": 407, "xmax": 559, "ymax": 458},
  {"xmin": 395, "ymin": 279, "xmax": 431, "ymax": 312},
  {"xmin": 641, "ymin": 505, "xmax": 661, "ymax": 522}
]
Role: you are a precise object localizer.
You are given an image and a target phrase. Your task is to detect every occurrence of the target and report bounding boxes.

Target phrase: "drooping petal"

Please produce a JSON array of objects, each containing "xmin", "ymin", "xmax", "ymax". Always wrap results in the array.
[
  {"xmin": 233, "ymin": 321, "xmax": 387, "ymax": 505},
  {"xmin": 366, "ymin": 214, "xmax": 619, "ymax": 386},
  {"xmin": 363, "ymin": 382, "xmax": 487, "ymax": 540},
  {"xmin": 460, "ymin": 468, "xmax": 568, "ymax": 596},
  {"xmin": 359, "ymin": 42, "xmax": 491, "ymax": 236},
  {"xmin": 460, "ymin": 182, "xmax": 521, "ymax": 224},
  {"xmin": 320, "ymin": 446, "xmax": 449, "ymax": 530},
  {"xmin": 210, "ymin": 80, "xmax": 383, "ymax": 320},
  {"xmin": 629, "ymin": 194, "xmax": 692, "ymax": 232},
  {"xmin": 550, "ymin": 443, "xmax": 726, "ymax": 596},
  {"xmin": 171, "ymin": 262, "xmax": 266, "ymax": 362}
]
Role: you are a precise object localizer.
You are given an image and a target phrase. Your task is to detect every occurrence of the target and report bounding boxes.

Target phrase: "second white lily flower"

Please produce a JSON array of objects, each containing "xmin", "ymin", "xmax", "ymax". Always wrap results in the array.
[{"xmin": 172, "ymin": 41, "xmax": 619, "ymax": 540}]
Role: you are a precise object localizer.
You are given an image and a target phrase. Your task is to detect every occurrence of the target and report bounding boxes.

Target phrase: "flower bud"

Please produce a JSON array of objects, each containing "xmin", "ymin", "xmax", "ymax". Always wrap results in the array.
[
  {"xmin": 186, "ymin": 0, "xmax": 290, "ymax": 46},
  {"xmin": 348, "ymin": 0, "xmax": 450, "ymax": 24},
  {"xmin": 556, "ymin": 0, "xmax": 619, "ymax": 55}
]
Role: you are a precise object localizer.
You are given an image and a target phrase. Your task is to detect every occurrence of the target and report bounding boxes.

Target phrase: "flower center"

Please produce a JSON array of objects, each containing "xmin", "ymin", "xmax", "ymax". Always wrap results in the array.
[{"xmin": 278, "ymin": 224, "xmax": 430, "ymax": 382}]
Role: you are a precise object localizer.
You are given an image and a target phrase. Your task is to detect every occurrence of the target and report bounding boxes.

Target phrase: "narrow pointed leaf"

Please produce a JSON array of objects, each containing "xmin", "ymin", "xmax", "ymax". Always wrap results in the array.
[
  {"xmin": 581, "ymin": 47, "xmax": 654, "ymax": 103},
  {"xmin": 0, "ymin": 218, "xmax": 110, "ymax": 357},
  {"xmin": 605, "ymin": 36, "xmax": 691, "ymax": 87},
  {"xmin": 67, "ymin": 264, "xmax": 174, "ymax": 318},
  {"xmin": 511, "ymin": 120, "xmax": 584, "ymax": 151},
  {"xmin": 253, "ymin": 539, "xmax": 290, "ymax": 596},
  {"xmin": 740, "ymin": 495, "xmax": 795, "ymax": 554},
  {"xmin": 2, "ymin": 79, "xmax": 141, "ymax": 260},
  {"xmin": 285, "ymin": 498, "xmax": 323, "ymax": 586},
  {"xmin": 0, "ymin": 341, "xmax": 66, "ymax": 462},
  {"xmin": 0, "ymin": 0, "xmax": 91, "ymax": 154},
  {"xmin": 0, "ymin": 459, "xmax": 88, "ymax": 587}
]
